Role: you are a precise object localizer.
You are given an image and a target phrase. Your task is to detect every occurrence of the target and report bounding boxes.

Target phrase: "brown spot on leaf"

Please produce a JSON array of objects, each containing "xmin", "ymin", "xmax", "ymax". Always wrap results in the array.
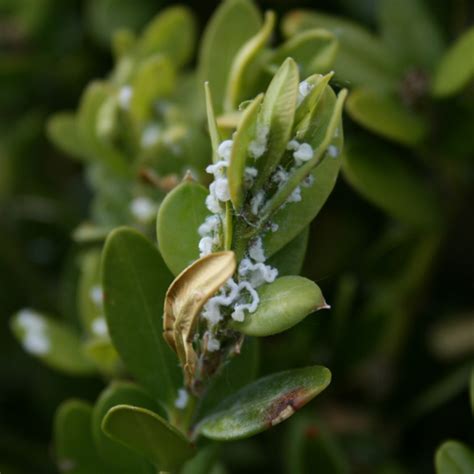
[{"xmin": 266, "ymin": 388, "xmax": 311, "ymax": 427}]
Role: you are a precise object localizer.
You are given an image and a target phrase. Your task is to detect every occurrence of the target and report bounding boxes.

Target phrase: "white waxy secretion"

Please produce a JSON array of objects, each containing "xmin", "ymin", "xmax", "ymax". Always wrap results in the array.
[
  {"xmin": 130, "ymin": 197, "xmax": 156, "ymax": 222},
  {"xmin": 118, "ymin": 86, "xmax": 133, "ymax": 109},
  {"xmin": 16, "ymin": 309, "xmax": 50, "ymax": 355}
]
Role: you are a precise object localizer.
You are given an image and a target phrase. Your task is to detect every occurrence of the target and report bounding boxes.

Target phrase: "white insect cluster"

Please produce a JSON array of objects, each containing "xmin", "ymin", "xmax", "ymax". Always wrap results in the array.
[{"xmin": 16, "ymin": 309, "xmax": 50, "ymax": 355}]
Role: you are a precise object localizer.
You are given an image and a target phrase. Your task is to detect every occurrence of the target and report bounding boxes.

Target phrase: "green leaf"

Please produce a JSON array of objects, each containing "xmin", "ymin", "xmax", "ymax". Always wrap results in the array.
[
  {"xmin": 83, "ymin": 338, "xmax": 120, "ymax": 376},
  {"xmin": 228, "ymin": 93, "xmax": 263, "ymax": 208},
  {"xmin": 205, "ymin": 82, "xmax": 222, "ymax": 163},
  {"xmin": 342, "ymin": 139, "xmax": 442, "ymax": 230},
  {"xmin": 432, "ymin": 27, "xmax": 474, "ymax": 97},
  {"xmin": 112, "ymin": 29, "xmax": 136, "ymax": 61},
  {"xmin": 435, "ymin": 441, "xmax": 474, "ymax": 474},
  {"xmin": 197, "ymin": 337, "xmax": 259, "ymax": 418},
  {"xmin": 269, "ymin": 29, "xmax": 338, "ymax": 78},
  {"xmin": 198, "ymin": 0, "xmax": 261, "ymax": 113},
  {"xmin": 470, "ymin": 369, "xmax": 474, "ymax": 415},
  {"xmin": 282, "ymin": 10, "xmax": 399, "ymax": 91},
  {"xmin": 267, "ymin": 226, "xmax": 309, "ymax": 276},
  {"xmin": 92, "ymin": 382, "xmax": 161, "ymax": 471},
  {"xmin": 232, "ymin": 276, "xmax": 327, "ymax": 336},
  {"xmin": 157, "ymin": 179, "xmax": 209, "ymax": 275},
  {"xmin": 346, "ymin": 88, "xmax": 427, "ymax": 145},
  {"xmin": 263, "ymin": 87, "xmax": 343, "ymax": 257},
  {"xmin": 46, "ymin": 112, "xmax": 85, "ymax": 161},
  {"xmin": 181, "ymin": 445, "xmax": 220, "ymax": 474},
  {"xmin": 137, "ymin": 6, "xmax": 197, "ymax": 67},
  {"xmin": 102, "ymin": 227, "xmax": 181, "ymax": 410},
  {"xmin": 130, "ymin": 55, "xmax": 175, "ymax": 125},
  {"xmin": 224, "ymin": 11, "xmax": 275, "ymax": 111},
  {"xmin": 10, "ymin": 309, "xmax": 96, "ymax": 375},
  {"xmin": 379, "ymin": 0, "xmax": 444, "ymax": 71},
  {"xmin": 197, "ymin": 365, "xmax": 331, "ymax": 440},
  {"xmin": 102, "ymin": 405, "xmax": 195, "ymax": 470},
  {"xmin": 255, "ymin": 57, "xmax": 299, "ymax": 187},
  {"xmin": 54, "ymin": 400, "xmax": 113, "ymax": 474}
]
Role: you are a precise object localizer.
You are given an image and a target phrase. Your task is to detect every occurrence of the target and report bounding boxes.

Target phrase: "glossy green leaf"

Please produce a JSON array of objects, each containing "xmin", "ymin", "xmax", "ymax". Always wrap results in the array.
[
  {"xmin": 10, "ymin": 309, "xmax": 95, "ymax": 375},
  {"xmin": 157, "ymin": 179, "xmax": 209, "ymax": 275},
  {"xmin": 224, "ymin": 11, "xmax": 275, "ymax": 111},
  {"xmin": 432, "ymin": 27, "xmax": 474, "ymax": 97},
  {"xmin": 47, "ymin": 112, "xmax": 85, "ymax": 161},
  {"xmin": 102, "ymin": 227, "xmax": 181, "ymax": 410},
  {"xmin": 198, "ymin": 337, "xmax": 259, "ymax": 418},
  {"xmin": 346, "ymin": 88, "xmax": 427, "ymax": 145},
  {"xmin": 137, "ymin": 6, "xmax": 196, "ymax": 67},
  {"xmin": 232, "ymin": 276, "xmax": 327, "ymax": 336},
  {"xmin": 198, "ymin": 0, "xmax": 261, "ymax": 113},
  {"xmin": 228, "ymin": 93, "xmax": 263, "ymax": 208},
  {"xmin": 198, "ymin": 365, "xmax": 331, "ymax": 440},
  {"xmin": 267, "ymin": 226, "xmax": 309, "ymax": 276},
  {"xmin": 342, "ymin": 139, "xmax": 442, "ymax": 230},
  {"xmin": 255, "ymin": 58, "xmax": 299, "ymax": 187},
  {"xmin": 102, "ymin": 405, "xmax": 195, "ymax": 470},
  {"xmin": 435, "ymin": 441, "xmax": 474, "ymax": 474},
  {"xmin": 263, "ymin": 87, "xmax": 343, "ymax": 256},
  {"xmin": 282, "ymin": 10, "xmax": 398, "ymax": 91},
  {"xmin": 269, "ymin": 29, "xmax": 338, "ymax": 78},
  {"xmin": 54, "ymin": 400, "xmax": 114, "ymax": 474},
  {"xmin": 379, "ymin": 0, "xmax": 444, "ymax": 71},
  {"xmin": 93, "ymin": 382, "xmax": 161, "ymax": 471},
  {"xmin": 130, "ymin": 55, "xmax": 175, "ymax": 125}
]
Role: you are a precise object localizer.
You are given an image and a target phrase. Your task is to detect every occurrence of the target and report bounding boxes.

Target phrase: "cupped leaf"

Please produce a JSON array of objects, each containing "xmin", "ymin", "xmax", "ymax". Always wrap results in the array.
[
  {"xmin": 282, "ymin": 10, "xmax": 399, "ymax": 91},
  {"xmin": 228, "ymin": 93, "xmax": 263, "ymax": 208},
  {"xmin": 432, "ymin": 27, "xmax": 474, "ymax": 97},
  {"xmin": 198, "ymin": 0, "xmax": 261, "ymax": 113},
  {"xmin": 164, "ymin": 251, "xmax": 237, "ymax": 384},
  {"xmin": 232, "ymin": 276, "xmax": 327, "ymax": 336},
  {"xmin": 255, "ymin": 57, "xmax": 299, "ymax": 187},
  {"xmin": 267, "ymin": 226, "xmax": 309, "ymax": 276},
  {"xmin": 102, "ymin": 405, "xmax": 195, "ymax": 470},
  {"xmin": 342, "ymin": 139, "xmax": 442, "ymax": 230},
  {"xmin": 379, "ymin": 0, "xmax": 444, "ymax": 71},
  {"xmin": 157, "ymin": 179, "xmax": 209, "ymax": 276},
  {"xmin": 10, "ymin": 309, "xmax": 95, "ymax": 375},
  {"xmin": 197, "ymin": 365, "xmax": 331, "ymax": 440},
  {"xmin": 346, "ymin": 88, "xmax": 427, "ymax": 145},
  {"xmin": 435, "ymin": 440, "xmax": 474, "ymax": 474},
  {"xmin": 137, "ymin": 6, "xmax": 197, "ymax": 66},
  {"xmin": 224, "ymin": 11, "xmax": 276, "ymax": 111},
  {"xmin": 54, "ymin": 400, "xmax": 113, "ymax": 474},
  {"xmin": 102, "ymin": 227, "xmax": 180, "ymax": 410},
  {"xmin": 47, "ymin": 112, "xmax": 85, "ymax": 161},
  {"xmin": 269, "ymin": 29, "xmax": 338, "ymax": 78},
  {"xmin": 93, "ymin": 382, "xmax": 161, "ymax": 471},
  {"xmin": 130, "ymin": 55, "xmax": 175, "ymax": 125}
]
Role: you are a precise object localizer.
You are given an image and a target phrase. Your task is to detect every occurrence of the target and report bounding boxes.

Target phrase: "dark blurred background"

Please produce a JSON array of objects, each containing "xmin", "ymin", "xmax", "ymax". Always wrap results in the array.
[{"xmin": 1, "ymin": 1, "xmax": 473, "ymax": 473}]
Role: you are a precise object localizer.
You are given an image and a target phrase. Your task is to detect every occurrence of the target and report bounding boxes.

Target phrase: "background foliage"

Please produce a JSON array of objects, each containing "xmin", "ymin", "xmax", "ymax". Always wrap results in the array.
[{"xmin": 1, "ymin": 0, "xmax": 473, "ymax": 473}]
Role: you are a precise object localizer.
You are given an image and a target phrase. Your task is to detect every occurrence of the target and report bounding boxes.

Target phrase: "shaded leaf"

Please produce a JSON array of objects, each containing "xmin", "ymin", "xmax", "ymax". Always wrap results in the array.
[
  {"xmin": 157, "ymin": 180, "xmax": 209, "ymax": 275},
  {"xmin": 47, "ymin": 112, "xmax": 85, "ymax": 161},
  {"xmin": 102, "ymin": 405, "xmax": 195, "ymax": 470},
  {"xmin": 435, "ymin": 440, "xmax": 474, "ymax": 474},
  {"xmin": 102, "ymin": 227, "xmax": 181, "ymax": 410},
  {"xmin": 197, "ymin": 365, "xmax": 331, "ymax": 440}
]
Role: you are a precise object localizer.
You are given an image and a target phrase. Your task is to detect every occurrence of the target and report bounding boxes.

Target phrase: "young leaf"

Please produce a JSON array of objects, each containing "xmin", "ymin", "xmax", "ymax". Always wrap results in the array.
[
  {"xmin": 432, "ymin": 27, "xmax": 474, "ymax": 97},
  {"xmin": 197, "ymin": 365, "xmax": 331, "ymax": 440},
  {"xmin": 102, "ymin": 227, "xmax": 181, "ymax": 410},
  {"xmin": 269, "ymin": 29, "xmax": 338, "ymax": 78},
  {"xmin": 137, "ymin": 6, "xmax": 197, "ymax": 66},
  {"xmin": 54, "ymin": 400, "xmax": 114, "ymax": 474},
  {"xmin": 346, "ymin": 88, "xmax": 427, "ymax": 146},
  {"xmin": 342, "ymin": 139, "xmax": 442, "ymax": 230},
  {"xmin": 228, "ymin": 93, "xmax": 264, "ymax": 208},
  {"xmin": 435, "ymin": 440, "xmax": 474, "ymax": 474},
  {"xmin": 282, "ymin": 10, "xmax": 399, "ymax": 91},
  {"xmin": 198, "ymin": 0, "xmax": 261, "ymax": 113},
  {"xmin": 231, "ymin": 276, "xmax": 327, "ymax": 336},
  {"xmin": 47, "ymin": 112, "xmax": 85, "ymax": 161},
  {"xmin": 92, "ymin": 382, "xmax": 161, "ymax": 471},
  {"xmin": 205, "ymin": 82, "xmax": 221, "ymax": 163},
  {"xmin": 10, "ymin": 309, "xmax": 96, "ymax": 375},
  {"xmin": 102, "ymin": 405, "xmax": 195, "ymax": 470},
  {"xmin": 157, "ymin": 180, "xmax": 209, "ymax": 276},
  {"xmin": 224, "ymin": 11, "xmax": 276, "ymax": 112}
]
